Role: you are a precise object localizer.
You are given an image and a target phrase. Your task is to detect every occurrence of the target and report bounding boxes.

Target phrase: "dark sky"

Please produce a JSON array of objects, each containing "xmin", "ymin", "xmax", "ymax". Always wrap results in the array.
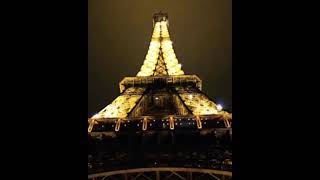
[{"xmin": 88, "ymin": 0, "xmax": 232, "ymax": 115}]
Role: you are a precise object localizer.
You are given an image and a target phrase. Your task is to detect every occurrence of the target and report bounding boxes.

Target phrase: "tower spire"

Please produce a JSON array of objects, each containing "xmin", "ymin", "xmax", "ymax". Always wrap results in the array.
[{"xmin": 137, "ymin": 12, "xmax": 184, "ymax": 77}]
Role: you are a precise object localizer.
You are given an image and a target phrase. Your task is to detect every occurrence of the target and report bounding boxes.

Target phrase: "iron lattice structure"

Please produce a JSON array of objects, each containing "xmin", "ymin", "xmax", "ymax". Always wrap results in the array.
[
  {"xmin": 88, "ymin": 167, "xmax": 232, "ymax": 180},
  {"xmin": 88, "ymin": 12, "xmax": 232, "ymax": 179}
]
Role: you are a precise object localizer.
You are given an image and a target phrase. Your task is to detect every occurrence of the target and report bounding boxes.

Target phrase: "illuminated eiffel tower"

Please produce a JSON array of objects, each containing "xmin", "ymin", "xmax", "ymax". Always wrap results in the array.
[{"xmin": 88, "ymin": 12, "xmax": 232, "ymax": 180}]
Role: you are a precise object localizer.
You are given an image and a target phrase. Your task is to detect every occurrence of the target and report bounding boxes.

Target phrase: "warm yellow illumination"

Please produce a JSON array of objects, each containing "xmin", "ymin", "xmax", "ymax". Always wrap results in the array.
[
  {"xmin": 142, "ymin": 117, "xmax": 148, "ymax": 131},
  {"xmin": 169, "ymin": 116, "xmax": 175, "ymax": 130},
  {"xmin": 195, "ymin": 115, "xmax": 202, "ymax": 129},
  {"xmin": 137, "ymin": 22, "xmax": 161, "ymax": 76},
  {"xmin": 88, "ymin": 119, "xmax": 96, "ymax": 132},
  {"xmin": 92, "ymin": 114, "xmax": 101, "ymax": 119},
  {"xmin": 159, "ymin": 21, "xmax": 184, "ymax": 76},
  {"xmin": 115, "ymin": 119, "xmax": 121, "ymax": 132},
  {"xmin": 91, "ymin": 87, "xmax": 146, "ymax": 119},
  {"xmin": 220, "ymin": 111, "xmax": 232, "ymax": 128},
  {"xmin": 179, "ymin": 92, "xmax": 219, "ymax": 115},
  {"xmin": 137, "ymin": 20, "xmax": 184, "ymax": 76}
]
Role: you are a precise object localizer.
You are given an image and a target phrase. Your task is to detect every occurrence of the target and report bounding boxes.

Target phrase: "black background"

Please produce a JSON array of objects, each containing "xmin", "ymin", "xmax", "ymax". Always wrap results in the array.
[{"xmin": 2, "ymin": 0, "xmax": 318, "ymax": 179}]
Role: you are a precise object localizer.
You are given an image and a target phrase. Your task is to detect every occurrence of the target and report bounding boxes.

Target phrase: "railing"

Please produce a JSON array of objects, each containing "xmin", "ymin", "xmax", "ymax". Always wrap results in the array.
[{"xmin": 88, "ymin": 167, "xmax": 232, "ymax": 180}]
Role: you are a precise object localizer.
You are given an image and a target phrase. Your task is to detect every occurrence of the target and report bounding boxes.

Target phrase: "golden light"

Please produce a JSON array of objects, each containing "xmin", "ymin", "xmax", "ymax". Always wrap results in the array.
[
  {"xmin": 179, "ymin": 92, "xmax": 219, "ymax": 115},
  {"xmin": 92, "ymin": 87, "xmax": 146, "ymax": 118},
  {"xmin": 137, "ymin": 19, "xmax": 184, "ymax": 76}
]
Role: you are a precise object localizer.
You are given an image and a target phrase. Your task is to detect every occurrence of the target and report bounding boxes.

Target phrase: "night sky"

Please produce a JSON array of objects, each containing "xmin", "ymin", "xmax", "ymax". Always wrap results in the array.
[{"xmin": 88, "ymin": 0, "xmax": 232, "ymax": 116}]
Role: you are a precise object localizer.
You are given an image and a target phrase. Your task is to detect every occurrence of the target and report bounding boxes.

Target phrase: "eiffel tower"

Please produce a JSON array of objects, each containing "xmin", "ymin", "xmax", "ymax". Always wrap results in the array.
[{"xmin": 88, "ymin": 12, "xmax": 232, "ymax": 180}]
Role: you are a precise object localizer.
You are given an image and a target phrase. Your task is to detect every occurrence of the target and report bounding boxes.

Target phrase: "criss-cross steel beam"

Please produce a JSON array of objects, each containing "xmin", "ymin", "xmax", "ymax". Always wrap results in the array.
[
  {"xmin": 171, "ymin": 171, "xmax": 186, "ymax": 180},
  {"xmin": 141, "ymin": 174, "xmax": 153, "ymax": 180},
  {"xmin": 207, "ymin": 173, "xmax": 221, "ymax": 180},
  {"xmin": 88, "ymin": 167, "xmax": 232, "ymax": 179},
  {"xmin": 131, "ymin": 172, "xmax": 143, "ymax": 180},
  {"xmin": 163, "ymin": 172, "xmax": 174, "ymax": 180}
]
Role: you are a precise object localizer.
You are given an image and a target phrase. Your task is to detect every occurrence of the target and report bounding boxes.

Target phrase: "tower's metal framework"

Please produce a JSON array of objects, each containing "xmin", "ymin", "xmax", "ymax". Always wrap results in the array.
[
  {"xmin": 88, "ymin": 167, "xmax": 232, "ymax": 180},
  {"xmin": 88, "ymin": 12, "xmax": 232, "ymax": 179}
]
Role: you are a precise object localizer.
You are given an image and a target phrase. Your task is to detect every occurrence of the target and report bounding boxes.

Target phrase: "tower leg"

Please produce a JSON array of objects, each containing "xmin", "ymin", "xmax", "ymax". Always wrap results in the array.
[
  {"xmin": 187, "ymin": 172, "xmax": 192, "ymax": 180},
  {"xmin": 123, "ymin": 173, "xmax": 128, "ymax": 180},
  {"xmin": 156, "ymin": 171, "xmax": 160, "ymax": 180}
]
